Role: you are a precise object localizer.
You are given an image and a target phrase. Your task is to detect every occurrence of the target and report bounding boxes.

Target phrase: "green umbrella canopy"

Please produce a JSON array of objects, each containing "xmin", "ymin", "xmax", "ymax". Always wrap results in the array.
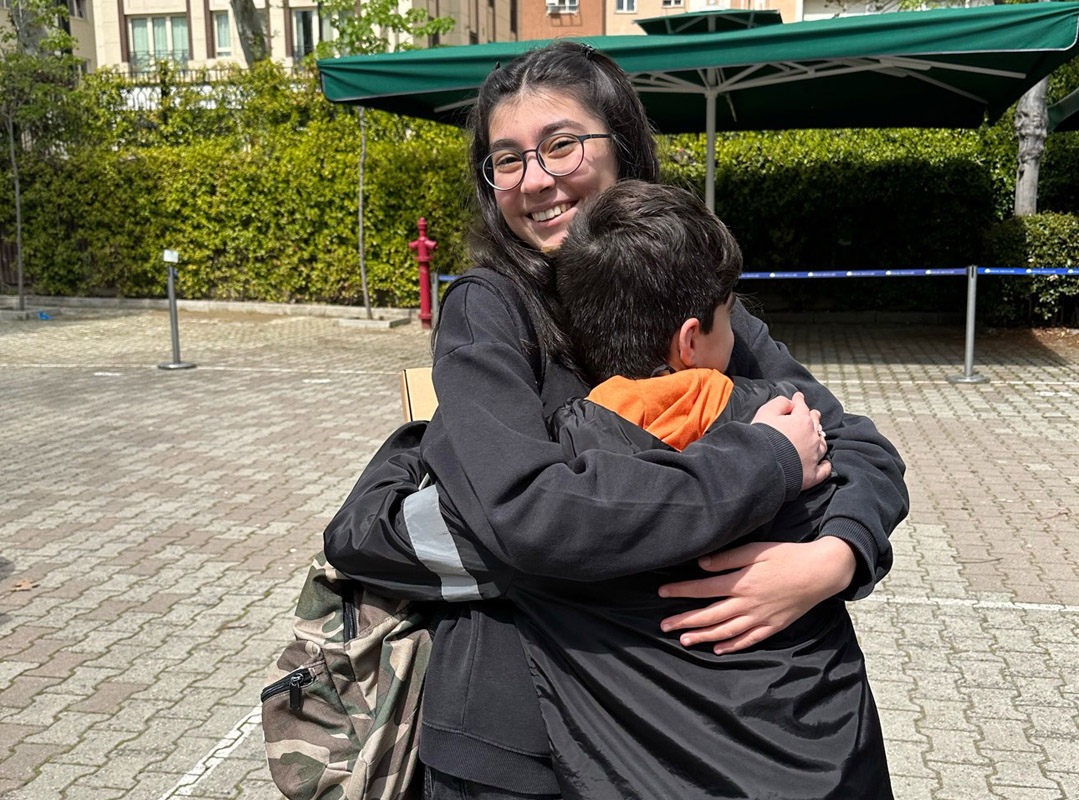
[
  {"xmin": 634, "ymin": 9, "xmax": 783, "ymax": 36},
  {"xmin": 319, "ymin": 2, "xmax": 1079, "ymax": 133},
  {"xmin": 1048, "ymin": 85, "xmax": 1079, "ymax": 132}
]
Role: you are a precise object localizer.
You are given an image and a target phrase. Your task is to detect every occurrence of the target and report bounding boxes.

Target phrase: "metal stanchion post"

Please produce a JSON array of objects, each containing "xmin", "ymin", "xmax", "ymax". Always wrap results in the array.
[
  {"xmin": 430, "ymin": 270, "xmax": 440, "ymax": 331},
  {"xmin": 158, "ymin": 249, "xmax": 196, "ymax": 371},
  {"xmin": 947, "ymin": 264, "xmax": 988, "ymax": 384}
]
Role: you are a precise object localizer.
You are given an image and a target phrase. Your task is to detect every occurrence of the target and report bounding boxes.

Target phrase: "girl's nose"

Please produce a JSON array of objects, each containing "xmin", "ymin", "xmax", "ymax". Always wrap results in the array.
[{"xmin": 519, "ymin": 153, "xmax": 555, "ymax": 194}]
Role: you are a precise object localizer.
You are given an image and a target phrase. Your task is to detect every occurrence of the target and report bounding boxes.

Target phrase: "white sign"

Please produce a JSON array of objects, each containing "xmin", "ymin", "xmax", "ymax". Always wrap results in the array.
[{"xmin": 163, "ymin": 249, "xmax": 179, "ymax": 263}]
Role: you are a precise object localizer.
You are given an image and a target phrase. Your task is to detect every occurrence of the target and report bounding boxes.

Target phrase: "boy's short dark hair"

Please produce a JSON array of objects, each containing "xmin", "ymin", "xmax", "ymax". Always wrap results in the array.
[{"xmin": 556, "ymin": 180, "xmax": 743, "ymax": 384}]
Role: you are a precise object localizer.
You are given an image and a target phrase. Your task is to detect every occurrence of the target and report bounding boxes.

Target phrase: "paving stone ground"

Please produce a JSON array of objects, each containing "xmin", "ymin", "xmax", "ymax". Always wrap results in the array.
[{"xmin": 1, "ymin": 306, "xmax": 1077, "ymax": 800}]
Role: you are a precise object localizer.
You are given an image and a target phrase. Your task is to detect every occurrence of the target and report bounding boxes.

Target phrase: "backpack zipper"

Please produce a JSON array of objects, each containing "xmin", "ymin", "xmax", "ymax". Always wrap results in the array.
[
  {"xmin": 261, "ymin": 667, "xmax": 316, "ymax": 711},
  {"xmin": 342, "ymin": 591, "xmax": 357, "ymax": 643}
]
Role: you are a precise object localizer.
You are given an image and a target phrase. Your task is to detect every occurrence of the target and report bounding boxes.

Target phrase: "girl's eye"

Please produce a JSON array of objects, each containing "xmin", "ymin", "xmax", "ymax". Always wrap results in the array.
[
  {"xmin": 492, "ymin": 151, "xmax": 523, "ymax": 170},
  {"xmin": 544, "ymin": 136, "xmax": 577, "ymax": 155}
]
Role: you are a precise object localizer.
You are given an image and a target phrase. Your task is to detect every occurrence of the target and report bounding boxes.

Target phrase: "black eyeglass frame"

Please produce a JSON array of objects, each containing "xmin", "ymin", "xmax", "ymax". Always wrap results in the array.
[{"xmin": 482, "ymin": 133, "xmax": 614, "ymax": 191}]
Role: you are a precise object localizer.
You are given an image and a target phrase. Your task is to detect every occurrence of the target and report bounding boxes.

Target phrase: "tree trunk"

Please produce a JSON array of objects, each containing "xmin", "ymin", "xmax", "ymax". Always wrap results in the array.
[
  {"xmin": 1014, "ymin": 77, "xmax": 1048, "ymax": 217},
  {"xmin": 231, "ymin": 0, "xmax": 269, "ymax": 65},
  {"xmin": 11, "ymin": 2, "xmax": 48, "ymax": 55},
  {"xmin": 7, "ymin": 109, "xmax": 24, "ymax": 312},
  {"xmin": 357, "ymin": 107, "xmax": 372, "ymax": 319}
]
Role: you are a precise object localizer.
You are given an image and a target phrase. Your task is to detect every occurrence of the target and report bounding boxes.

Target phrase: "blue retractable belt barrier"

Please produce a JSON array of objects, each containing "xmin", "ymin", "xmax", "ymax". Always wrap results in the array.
[
  {"xmin": 740, "ymin": 269, "xmax": 968, "ymax": 279},
  {"xmin": 978, "ymin": 268, "xmax": 1079, "ymax": 276},
  {"xmin": 441, "ymin": 267, "xmax": 1078, "ymax": 282}
]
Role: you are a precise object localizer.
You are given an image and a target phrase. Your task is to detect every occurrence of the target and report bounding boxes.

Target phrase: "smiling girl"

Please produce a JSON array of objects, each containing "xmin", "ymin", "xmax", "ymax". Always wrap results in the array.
[{"xmin": 326, "ymin": 41, "xmax": 908, "ymax": 800}]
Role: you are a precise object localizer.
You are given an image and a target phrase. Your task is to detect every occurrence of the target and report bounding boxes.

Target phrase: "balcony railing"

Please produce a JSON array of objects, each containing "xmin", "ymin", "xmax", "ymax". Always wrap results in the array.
[{"xmin": 129, "ymin": 50, "xmax": 191, "ymax": 76}]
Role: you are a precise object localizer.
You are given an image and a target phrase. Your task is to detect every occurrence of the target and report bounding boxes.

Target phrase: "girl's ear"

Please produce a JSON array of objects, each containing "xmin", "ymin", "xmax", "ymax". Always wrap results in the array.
[{"xmin": 669, "ymin": 317, "xmax": 702, "ymax": 370}]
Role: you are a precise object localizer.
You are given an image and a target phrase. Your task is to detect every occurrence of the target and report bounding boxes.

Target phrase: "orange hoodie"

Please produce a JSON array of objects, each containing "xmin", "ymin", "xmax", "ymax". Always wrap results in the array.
[{"xmin": 586, "ymin": 368, "xmax": 735, "ymax": 452}]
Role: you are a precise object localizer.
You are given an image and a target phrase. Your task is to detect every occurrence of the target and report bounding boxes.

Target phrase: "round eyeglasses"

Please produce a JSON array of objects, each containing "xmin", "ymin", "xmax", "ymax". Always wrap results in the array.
[{"xmin": 482, "ymin": 133, "xmax": 613, "ymax": 191}]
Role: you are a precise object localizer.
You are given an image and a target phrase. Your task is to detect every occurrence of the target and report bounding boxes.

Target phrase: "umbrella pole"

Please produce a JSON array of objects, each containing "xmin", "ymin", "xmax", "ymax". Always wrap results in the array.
[{"xmin": 705, "ymin": 92, "xmax": 716, "ymax": 212}]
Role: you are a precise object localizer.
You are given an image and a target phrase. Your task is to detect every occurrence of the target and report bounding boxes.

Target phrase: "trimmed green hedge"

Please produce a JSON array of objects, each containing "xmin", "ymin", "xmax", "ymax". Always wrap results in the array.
[
  {"xmin": 13, "ymin": 73, "xmax": 471, "ymax": 305},
  {"xmin": 983, "ymin": 212, "xmax": 1079, "ymax": 325},
  {"xmin": 660, "ymin": 128, "xmax": 1007, "ymax": 313},
  {"xmin": 3, "ymin": 62, "xmax": 1078, "ymax": 321}
]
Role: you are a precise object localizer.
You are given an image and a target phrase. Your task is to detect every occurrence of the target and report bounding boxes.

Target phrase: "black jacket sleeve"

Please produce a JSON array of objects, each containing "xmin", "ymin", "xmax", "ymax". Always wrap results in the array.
[
  {"xmin": 322, "ymin": 420, "xmax": 513, "ymax": 602},
  {"xmin": 415, "ymin": 278, "xmax": 806, "ymax": 585},
  {"xmin": 727, "ymin": 302, "xmax": 909, "ymax": 599}
]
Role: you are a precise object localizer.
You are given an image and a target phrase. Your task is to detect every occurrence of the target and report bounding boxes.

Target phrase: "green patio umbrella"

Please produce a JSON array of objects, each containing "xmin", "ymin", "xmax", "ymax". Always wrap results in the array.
[
  {"xmin": 634, "ymin": 9, "xmax": 783, "ymax": 36},
  {"xmin": 318, "ymin": 2, "xmax": 1079, "ymax": 208},
  {"xmin": 1048, "ymin": 85, "xmax": 1079, "ymax": 132}
]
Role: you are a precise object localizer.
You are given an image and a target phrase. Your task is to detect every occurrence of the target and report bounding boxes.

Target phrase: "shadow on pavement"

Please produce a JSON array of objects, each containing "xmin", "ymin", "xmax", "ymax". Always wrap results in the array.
[
  {"xmin": 0, "ymin": 557, "xmax": 13, "ymax": 628},
  {"xmin": 771, "ymin": 320, "xmax": 1079, "ymax": 369}
]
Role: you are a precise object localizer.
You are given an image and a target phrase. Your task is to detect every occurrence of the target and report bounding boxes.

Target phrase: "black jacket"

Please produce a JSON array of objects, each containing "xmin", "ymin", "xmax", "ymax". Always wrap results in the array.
[
  {"xmin": 506, "ymin": 396, "xmax": 891, "ymax": 799},
  {"xmin": 324, "ymin": 269, "xmax": 908, "ymax": 794}
]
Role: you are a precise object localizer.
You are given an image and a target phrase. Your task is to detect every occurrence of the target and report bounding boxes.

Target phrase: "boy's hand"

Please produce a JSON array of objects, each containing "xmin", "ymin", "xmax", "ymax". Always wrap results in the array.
[
  {"xmin": 657, "ymin": 538, "xmax": 857, "ymax": 653},
  {"xmin": 751, "ymin": 392, "xmax": 830, "ymax": 490}
]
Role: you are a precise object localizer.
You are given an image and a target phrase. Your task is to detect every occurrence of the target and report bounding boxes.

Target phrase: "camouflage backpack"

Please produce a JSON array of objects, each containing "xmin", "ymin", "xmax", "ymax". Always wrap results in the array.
[{"xmin": 261, "ymin": 552, "xmax": 432, "ymax": 800}]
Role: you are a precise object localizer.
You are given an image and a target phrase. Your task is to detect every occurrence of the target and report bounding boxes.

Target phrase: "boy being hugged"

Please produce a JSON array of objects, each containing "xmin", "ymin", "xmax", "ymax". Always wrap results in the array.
[{"xmin": 509, "ymin": 180, "xmax": 890, "ymax": 799}]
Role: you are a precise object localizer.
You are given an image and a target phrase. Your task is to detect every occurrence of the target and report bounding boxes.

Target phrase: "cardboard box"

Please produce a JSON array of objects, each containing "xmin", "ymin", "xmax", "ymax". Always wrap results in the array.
[{"xmin": 400, "ymin": 367, "xmax": 439, "ymax": 421}]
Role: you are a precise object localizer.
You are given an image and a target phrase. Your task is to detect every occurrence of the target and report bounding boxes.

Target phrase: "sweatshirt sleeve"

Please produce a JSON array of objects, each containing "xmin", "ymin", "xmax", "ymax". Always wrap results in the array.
[
  {"xmin": 322, "ymin": 420, "xmax": 510, "ymax": 602},
  {"xmin": 416, "ymin": 279, "xmax": 805, "ymax": 584},
  {"xmin": 728, "ymin": 301, "xmax": 909, "ymax": 599}
]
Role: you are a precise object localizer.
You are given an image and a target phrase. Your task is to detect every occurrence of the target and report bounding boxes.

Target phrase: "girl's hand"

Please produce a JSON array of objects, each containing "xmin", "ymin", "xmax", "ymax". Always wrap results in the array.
[
  {"xmin": 658, "ymin": 538, "xmax": 856, "ymax": 654},
  {"xmin": 751, "ymin": 392, "xmax": 830, "ymax": 490}
]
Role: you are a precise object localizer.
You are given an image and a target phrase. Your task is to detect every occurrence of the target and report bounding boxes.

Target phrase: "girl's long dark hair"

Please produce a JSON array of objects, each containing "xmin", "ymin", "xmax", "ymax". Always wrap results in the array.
[{"xmin": 461, "ymin": 41, "xmax": 660, "ymax": 375}]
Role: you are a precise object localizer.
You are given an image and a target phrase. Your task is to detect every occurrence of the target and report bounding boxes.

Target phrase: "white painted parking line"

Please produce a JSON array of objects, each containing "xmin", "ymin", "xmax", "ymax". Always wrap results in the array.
[
  {"xmin": 865, "ymin": 594, "xmax": 1079, "ymax": 614},
  {"xmin": 156, "ymin": 706, "xmax": 262, "ymax": 800}
]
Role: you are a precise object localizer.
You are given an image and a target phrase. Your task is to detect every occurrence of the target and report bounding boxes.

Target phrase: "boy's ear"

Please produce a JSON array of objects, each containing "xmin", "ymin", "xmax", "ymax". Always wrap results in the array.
[{"xmin": 669, "ymin": 317, "xmax": 702, "ymax": 370}]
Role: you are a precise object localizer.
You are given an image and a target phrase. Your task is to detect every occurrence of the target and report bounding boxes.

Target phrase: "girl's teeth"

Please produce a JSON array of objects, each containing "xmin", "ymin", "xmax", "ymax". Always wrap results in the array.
[{"xmin": 533, "ymin": 204, "xmax": 568, "ymax": 222}]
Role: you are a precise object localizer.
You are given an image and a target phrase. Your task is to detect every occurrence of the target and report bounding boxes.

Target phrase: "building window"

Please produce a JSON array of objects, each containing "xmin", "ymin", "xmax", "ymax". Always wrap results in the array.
[
  {"xmin": 68, "ymin": 0, "xmax": 86, "ymax": 19},
  {"xmin": 129, "ymin": 15, "xmax": 190, "ymax": 72},
  {"xmin": 547, "ymin": 0, "xmax": 580, "ymax": 14},
  {"xmin": 293, "ymin": 9, "xmax": 315, "ymax": 59},
  {"xmin": 661, "ymin": 0, "xmax": 683, "ymax": 6},
  {"xmin": 615, "ymin": 0, "xmax": 636, "ymax": 11},
  {"xmin": 214, "ymin": 11, "xmax": 231, "ymax": 57},
  {"xmin": 292, "ymin": 8, "xmax": 334, "ymax": 60}
]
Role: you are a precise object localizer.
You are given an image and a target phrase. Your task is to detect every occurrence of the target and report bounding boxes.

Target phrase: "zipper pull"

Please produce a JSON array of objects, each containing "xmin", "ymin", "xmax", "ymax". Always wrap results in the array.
[{"xmin": 288, "ymin": 672, "xmax": 304, "ymax": 711}]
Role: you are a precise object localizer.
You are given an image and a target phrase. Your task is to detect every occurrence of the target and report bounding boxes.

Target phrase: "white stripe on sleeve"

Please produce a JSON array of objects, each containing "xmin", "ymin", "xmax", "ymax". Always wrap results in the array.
[{"xmin": 402, "ymin": 485, "xmax": 483, "ymax": 602}]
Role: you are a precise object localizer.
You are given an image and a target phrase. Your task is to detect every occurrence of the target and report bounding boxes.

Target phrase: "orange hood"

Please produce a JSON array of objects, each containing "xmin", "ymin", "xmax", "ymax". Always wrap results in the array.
[{"xmin": 586, "ymin": 368, "xmax": 734, "ymax": 451}]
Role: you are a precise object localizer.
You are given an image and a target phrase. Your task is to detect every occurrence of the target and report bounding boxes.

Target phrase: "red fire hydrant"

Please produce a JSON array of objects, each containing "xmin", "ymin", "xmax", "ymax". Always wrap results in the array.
[{"xmin": 409, "ymin": 218, "xmax": 438, "ymax": 330}]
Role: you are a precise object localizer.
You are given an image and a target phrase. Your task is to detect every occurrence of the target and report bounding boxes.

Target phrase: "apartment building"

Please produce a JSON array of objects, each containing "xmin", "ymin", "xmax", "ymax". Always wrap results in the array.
[
  {"xmin": 520, "ymin": 0, "xmax": 801, "ymax": 42},
  {"xmin": 11, "ymin": 0, "xmax": 947, "ymax": 78},
  {"xmin": 520, "ymin": 0, "xmax": 604, "ymax": 39},
  {"xmin": 421, "ymin": 0, "xmax": 519, "ymax": 45},
  {"xmin": 0, "ymin": 0, "xmax": 97, "ymax": 68},
  {"xmin": 86, "ymin": 0, "xmax": 517, "ymax": 75},
  {"xmin": 605, "ymin": 0, "xmax": 796, "ymax": 36}
]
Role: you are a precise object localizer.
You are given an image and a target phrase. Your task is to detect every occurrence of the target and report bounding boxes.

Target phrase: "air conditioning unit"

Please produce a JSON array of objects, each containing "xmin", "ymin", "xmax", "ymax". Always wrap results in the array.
[{"xmin": 546, "ymin": 0, "xmax": 560, "ymax": 14}]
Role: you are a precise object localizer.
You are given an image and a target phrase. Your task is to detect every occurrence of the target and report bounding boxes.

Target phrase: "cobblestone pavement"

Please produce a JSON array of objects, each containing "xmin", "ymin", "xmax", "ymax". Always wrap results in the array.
[{"xmin": 1, "ymin": 307, "xmax": 1077, "ymax": 800}]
